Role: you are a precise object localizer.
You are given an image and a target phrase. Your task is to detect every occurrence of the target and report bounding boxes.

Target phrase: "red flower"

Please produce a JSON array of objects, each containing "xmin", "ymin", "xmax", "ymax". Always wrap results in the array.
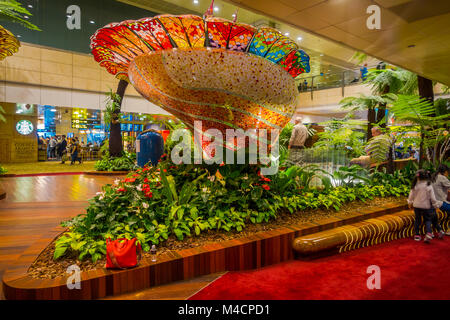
[
  {"xmin": 262, "ymin": 184, "xmax": 270, "ymax": 191},
  {"xmin": 163, "ymin": 169, "xmax": 167, "ymax": 173},
  {"xmin": 219, "ymin": 162, "xmax": 225, "ymax": 167},
  {"xmin": 117, "ymin": 187, "xmax": 126, "ymax": 192},
  {"xmin": 124, "ymin": 177, "xmax": 136, "ymax": 183},
  {"xmin": 132, "ymin": 173, "xmax": 140, "ymax": 177},
  {"xmin": 142, "ymin": 167, "xmax": 150, "ymax": 172},
  {"xmin": 260, "ymin": 177, "xmax": 271, "ymax": 182},
  {"xmin": 145, "ymin": 191, "xmax": 153, "ymax": 198},
  {"xmin": 143, "ymin": 178, "xmax": 149, "ymax": 183}
]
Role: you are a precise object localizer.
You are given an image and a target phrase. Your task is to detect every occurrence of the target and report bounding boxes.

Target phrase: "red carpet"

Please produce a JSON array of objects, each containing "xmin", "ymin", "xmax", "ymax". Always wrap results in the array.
[{"xmin": 190, "ymin": 237, "xmax": 450, "ymax": 300}]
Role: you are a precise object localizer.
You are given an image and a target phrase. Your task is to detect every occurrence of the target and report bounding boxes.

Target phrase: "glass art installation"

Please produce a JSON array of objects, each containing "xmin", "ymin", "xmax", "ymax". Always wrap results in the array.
[
  {"xmin": 0, "ymin": 25, "xmax": 20, "ymax": 61},
  {"xmin": 90, "ymin": 4, "xmax": 310, "ymax": 150}
]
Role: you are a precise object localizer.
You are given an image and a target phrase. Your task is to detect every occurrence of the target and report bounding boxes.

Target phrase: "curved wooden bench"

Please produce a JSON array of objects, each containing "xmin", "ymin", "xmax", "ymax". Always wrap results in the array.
[{"xmin": 293, "ymin": 209, "xmax": 449, "ymax": 256}]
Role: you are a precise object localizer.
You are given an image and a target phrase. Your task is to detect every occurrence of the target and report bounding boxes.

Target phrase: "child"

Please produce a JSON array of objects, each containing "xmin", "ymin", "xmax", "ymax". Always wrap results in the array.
[{"xmin": 408, "ymin": 169, "xmax": 444, "ymax": 243}]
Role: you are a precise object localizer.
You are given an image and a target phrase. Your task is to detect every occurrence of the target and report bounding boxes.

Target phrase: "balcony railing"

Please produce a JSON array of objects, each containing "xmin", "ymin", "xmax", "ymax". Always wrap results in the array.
[{"xmin": 296, "ymin": 65, "xmax": 379, "ymax": 95}]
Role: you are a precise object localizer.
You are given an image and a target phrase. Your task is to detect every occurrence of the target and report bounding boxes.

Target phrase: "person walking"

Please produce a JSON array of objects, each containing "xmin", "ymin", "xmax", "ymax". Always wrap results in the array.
[
  {"xmin": 408, "ymin": 169, "xmax": 445, "ymax": 243},
  {"xmin": 70, "ymin": 138, "xmax": 82, "ymax": 165},
  {"xmin": 58, "ymin": 135, "xmax": 68, "ymax": 164},
  {"xmin": 288, "ymin": 116, "xmax": 309, "ymax": 166},
  {"xmin": 49, "ymin": 136, "xmax": 57, "ymax": 159}
]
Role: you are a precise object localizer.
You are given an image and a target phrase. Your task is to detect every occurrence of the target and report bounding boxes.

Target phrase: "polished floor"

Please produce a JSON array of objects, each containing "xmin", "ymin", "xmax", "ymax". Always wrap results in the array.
[
  {"xmin": 0, "ymin": 174, "xmax": 117, "ymax": 299},
  {"xmin": 0, "ymin": 174, "xmax": 222, "ymax": 300}
]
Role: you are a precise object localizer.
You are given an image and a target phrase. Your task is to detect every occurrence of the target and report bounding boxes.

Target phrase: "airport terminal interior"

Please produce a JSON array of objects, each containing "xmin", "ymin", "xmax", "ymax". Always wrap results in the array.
[{"xmin": 0, "ymin": 0, "xmax": 449, "ymax": 302}]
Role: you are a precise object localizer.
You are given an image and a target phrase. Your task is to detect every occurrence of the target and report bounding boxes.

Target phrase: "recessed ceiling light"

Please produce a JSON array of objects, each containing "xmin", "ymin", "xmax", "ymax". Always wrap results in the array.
[
  {"xmin": 297, "ymin": 36, "xmax": 303, "ymax": 41},
  {"xmin": 193, "ymin": 0, "xmax": 198, "ymax": 4},
  {"xmin": 320, "ymin": 54, "xmax": 324, "ymax": 56},
  {"xmin": 284, "ymin": 32, "xmax": 289, "ymax": 36},
  {"xmin": 232, "ymin": 13, "xmax": 236, "ymax": 18},
  {"xmin": 214, "ymin": 6, "xmax": 219, "ymax": 12},
  {"xmin": 27, "ymin": 5, "xmax": 33, "ymax": 8},
  {"xmin": 90, "ymin": 20, "xmax": 95, "ymax": 24},
  {"xmin": 17, "ymin": 35, "xmax": 21, "ymax": 38}
]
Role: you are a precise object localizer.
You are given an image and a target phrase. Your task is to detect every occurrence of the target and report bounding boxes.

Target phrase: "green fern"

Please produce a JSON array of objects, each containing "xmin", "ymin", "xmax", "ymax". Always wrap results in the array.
[
  {"xmin": 389, "ymin": 95, "xmax": 449, "ymax": 127},
  {"xmin": 103, "ymin": 90, "xmax": 122, "ymax": 125},
  {"xmin": 365, "ymin": 68, "xmax": 418, "ymax": 95},
  {"xmin": 0, "ymin": 0, "xmax": 41, "ymax": 31},
  {"xmin": 340, "ymin": 94, "xmax": 396, "ymax": 114},
  {"xmin": 365, "ymin": 134, "xmax": 392, "ymax": 163}
]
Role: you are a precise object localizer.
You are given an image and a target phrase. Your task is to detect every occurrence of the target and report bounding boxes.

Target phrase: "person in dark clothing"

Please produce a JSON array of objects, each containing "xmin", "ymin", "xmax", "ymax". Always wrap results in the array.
[
  {"xmin": 70, "ymin": 138, "xmax": 82, "ymax": 165},
  {"xmin": 58, "ymin": 135, "xmax": 68, "ymax": 164}
]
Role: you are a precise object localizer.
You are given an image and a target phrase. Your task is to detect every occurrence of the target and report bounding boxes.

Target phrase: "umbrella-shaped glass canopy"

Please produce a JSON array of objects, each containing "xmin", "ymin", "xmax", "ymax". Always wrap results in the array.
[
  {"xmin": 90, "ymin": 14, "xmax": 310, "ymax": 150},
  {"xmin": 0, "ymin": 25, "xmax": 20, "ymax": 61}
]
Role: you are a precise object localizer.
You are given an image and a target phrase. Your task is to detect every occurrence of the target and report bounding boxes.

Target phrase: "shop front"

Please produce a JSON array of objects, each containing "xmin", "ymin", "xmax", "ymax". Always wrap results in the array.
[{"xmin": 0, "ymin": 101, "xmax": 174, "ymax": 163}]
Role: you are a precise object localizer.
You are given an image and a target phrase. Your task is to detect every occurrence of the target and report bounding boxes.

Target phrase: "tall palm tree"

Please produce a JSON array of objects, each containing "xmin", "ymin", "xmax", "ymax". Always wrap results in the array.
[
  {"xmin": 339, "ymin": 93, "xmax": 396, "ymax": 139},
  {"xmin": 108, "ymin": 80, "xmax": 128, "ymax": 158},
  {"xmin": 340, "ymin": 68, "xmax": 418, "ymax": 140}
]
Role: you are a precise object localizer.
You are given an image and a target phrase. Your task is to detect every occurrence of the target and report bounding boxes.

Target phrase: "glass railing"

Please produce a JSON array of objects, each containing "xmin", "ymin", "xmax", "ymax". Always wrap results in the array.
[{"xmin": 296, "ymin": 65, "xmax": 378, "ymax": 93}]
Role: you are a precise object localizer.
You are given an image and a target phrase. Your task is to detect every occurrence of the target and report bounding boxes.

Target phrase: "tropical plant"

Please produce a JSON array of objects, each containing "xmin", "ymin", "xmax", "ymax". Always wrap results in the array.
[
  {"xmin": 330, "ymin": 165, "xmax": 369, "ymax": 187},
  {"xmin": 278, "ymin": 122, "xmax": 293, "ymax": 165},
  {"xmin": 339, "ymin": 93, "xmax": 396, "ymax": 140},
  {"xmin": 94, "ymin": 151, "xmax": 137, "ymax": 171},
  {"xmin": 0, "ymin": 0, "xmax": 40, "ymax": 30},
  {"xmin": 365, "ymin": 68, "xmax": 418, "ymax": 96},
  {"xmin": 340, "ymin": 68, "xmax": 419, "ymax": 140},
  {"xmin": 0, "ymin": 164, "xmax": 7, "ymax": 174},
  {"xmin": 312, "ymin": 119, "xmax": 366, "ymax": 158},
  {"xmin": 54, "ymin": 153, "xmax": 414, "ymax": 263},
  {"xmin": 388, "ymin": 95, "xmax": 450, "ymax": 166},
  {"xmin": 103, "ymin": 90, "xmax": 122, "ymax": 126},
  {"xmin": 349, "ymin": 51, "xmax": 368, "ymax": 65}
]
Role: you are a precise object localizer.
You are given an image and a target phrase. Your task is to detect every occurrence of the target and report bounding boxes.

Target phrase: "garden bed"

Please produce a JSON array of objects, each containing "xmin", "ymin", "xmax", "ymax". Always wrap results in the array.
[{"xmin": 28, "ymin": 195, "xmax": 406, "ymax": 280}]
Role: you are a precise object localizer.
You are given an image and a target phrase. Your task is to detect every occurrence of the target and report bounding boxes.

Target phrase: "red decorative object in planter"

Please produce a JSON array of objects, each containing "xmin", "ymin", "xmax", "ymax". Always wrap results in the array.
[{"xmin": 106, "ymin": 238, "xmax": 142, "ymax": 269}]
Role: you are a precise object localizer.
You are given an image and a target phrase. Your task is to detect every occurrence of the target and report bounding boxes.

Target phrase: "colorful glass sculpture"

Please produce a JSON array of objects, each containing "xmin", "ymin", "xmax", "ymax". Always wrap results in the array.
[
  {"xmin": 90, "ymin": 13, "xmax": 310, "ymax": 150},
  {"xmin": 0, "ymin": 25, "xmax": 20, "ymax": 61}
]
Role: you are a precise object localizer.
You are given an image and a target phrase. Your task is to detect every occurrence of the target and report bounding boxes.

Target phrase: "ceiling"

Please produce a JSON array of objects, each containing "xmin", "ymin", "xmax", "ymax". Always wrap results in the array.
[
  {"xmin": 118, "ymin": 0, "xmax": 379, "ymax": 82},
  {"xmin": 222, "ymin": 0, "xmax": 450, "ymax": 86}
]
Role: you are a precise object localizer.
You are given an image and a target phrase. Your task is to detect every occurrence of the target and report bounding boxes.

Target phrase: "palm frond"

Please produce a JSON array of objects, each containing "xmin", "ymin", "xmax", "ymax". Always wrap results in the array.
[
  {"xmin": 389, "ymin": 95, "xmax": 450, "ymax": 126},
  {"xmin": 365, "ymin": 134, "xmax": 392, "ymax": 163},
  {"xmin": 365, "ymin": 68, "xmax": 417, "ymax": 95},
  {"xmin": 0, "ymin": 0, "xmax": 41, "ymax": 31},
  {"xmin": 349, "ymin": 51, "xmax": 368, "ymax": 65}
]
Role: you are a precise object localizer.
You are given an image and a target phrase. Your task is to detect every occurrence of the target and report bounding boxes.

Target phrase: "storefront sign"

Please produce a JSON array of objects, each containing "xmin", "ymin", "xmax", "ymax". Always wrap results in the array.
[{"xmin": 16, "ymin": 120, "xmax": 34, "ymax": 135}]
